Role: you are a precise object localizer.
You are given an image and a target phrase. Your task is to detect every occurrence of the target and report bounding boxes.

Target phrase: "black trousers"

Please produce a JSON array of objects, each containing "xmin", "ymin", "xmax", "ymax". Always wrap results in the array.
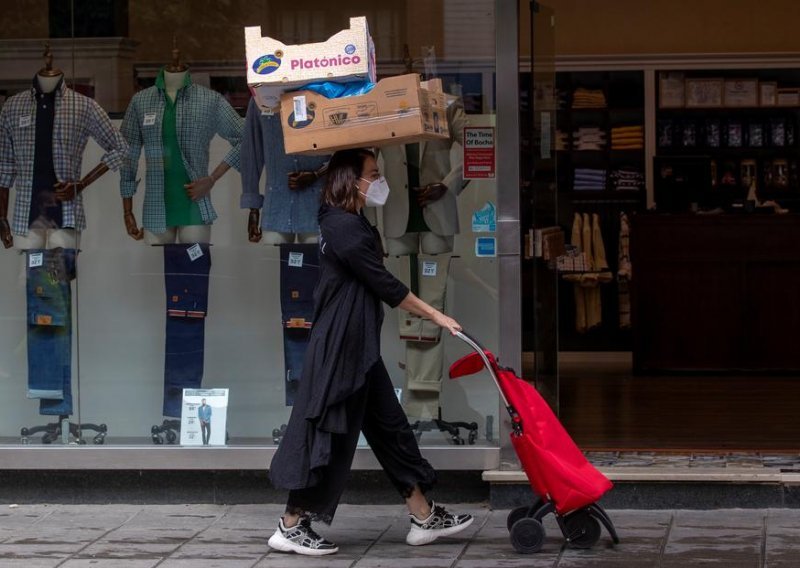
[{"xmin": 287, "ymin": 359, "xmax": 436, "ymax": 523}]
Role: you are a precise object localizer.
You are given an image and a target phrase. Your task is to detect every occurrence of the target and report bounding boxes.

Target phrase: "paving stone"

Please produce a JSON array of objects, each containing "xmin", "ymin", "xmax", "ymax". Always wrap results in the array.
[
  {"xmin": 0, "ymin": 504, "xmax": 798, "ymax": 565},
  {"xmin": 60, "ymin": 560, "xmax": 162, "ymax": 568}
]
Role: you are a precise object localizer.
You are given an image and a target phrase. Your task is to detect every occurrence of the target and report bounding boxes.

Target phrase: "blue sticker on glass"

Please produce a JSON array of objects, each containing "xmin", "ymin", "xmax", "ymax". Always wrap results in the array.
[
  {"xmin": 287, "ymin": 109, "xmax": 316, "ymax": 129},
  {"xmin": 344, "ymin": 44, "xmax": 356, "ymax": 55},
  {"xmin": 471, "ymin": 201, "xmax": 496, "ymax": 232},
  {"xmin": 475, "ymin": 237, "xmax": 497, "ymax": 258},
  {"xmin": 253, "ymin": 54, "xmax": 282, "ymax": 75}
]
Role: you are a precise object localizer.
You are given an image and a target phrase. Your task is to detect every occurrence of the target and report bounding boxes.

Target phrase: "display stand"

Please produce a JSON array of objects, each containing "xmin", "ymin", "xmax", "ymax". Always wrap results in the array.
[
  {"xmin": 151, "ymin": 418, "xmax": 181, "ymax": 445},
  {"xmin": 410, "ymin": 407, "xmax": 478, "ymax": 445},
  {"xmin": 21, "ymin": 415, "xmax": 107, "ymax": 445}
]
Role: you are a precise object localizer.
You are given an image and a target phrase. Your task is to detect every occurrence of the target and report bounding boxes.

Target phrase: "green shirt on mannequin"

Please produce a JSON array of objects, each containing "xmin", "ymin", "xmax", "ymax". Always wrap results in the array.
[{"xmin": 162, "ymin": 79, "xmax": 203, "ymax": 228}]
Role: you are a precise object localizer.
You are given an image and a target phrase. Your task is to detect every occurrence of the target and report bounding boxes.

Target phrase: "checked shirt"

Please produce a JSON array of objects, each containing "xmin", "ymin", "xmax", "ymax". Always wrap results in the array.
[
  {"xmin": 119, "ymin": 69, "xmax": 243, "ymax": 234},
  {"xmin": 0, "ymin": 78, "xmax": 127, "ymax": 236}
]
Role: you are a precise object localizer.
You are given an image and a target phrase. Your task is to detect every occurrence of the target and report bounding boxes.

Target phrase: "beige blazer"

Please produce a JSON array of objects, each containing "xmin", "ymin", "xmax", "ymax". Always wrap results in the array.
[{"xmin": 376, "ymin": 98, "xmax": 468, "ymax": 238}]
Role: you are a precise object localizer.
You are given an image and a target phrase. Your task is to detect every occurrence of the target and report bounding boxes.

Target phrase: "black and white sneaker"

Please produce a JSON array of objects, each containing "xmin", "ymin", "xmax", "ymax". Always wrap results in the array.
[
  {"xmin": 406, "ymin": 501, "xmax": 474, "ymax": 546},
  {"xmin": 268, "ymin": 517, "xmax": 339, "ymax": 556}
]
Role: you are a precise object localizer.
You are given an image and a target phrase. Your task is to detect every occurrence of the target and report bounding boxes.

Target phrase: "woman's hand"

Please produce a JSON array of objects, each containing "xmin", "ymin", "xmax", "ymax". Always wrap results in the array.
[{"xmin": 431, "ymin": 310, "xmax": 462, "ymax": 336}]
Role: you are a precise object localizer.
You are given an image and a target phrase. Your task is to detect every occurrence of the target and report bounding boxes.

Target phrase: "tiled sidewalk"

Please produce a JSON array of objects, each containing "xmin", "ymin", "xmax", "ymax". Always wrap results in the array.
[{"xmin": 0, "ymin": 503, "xmax": 797, "ymax": 567}]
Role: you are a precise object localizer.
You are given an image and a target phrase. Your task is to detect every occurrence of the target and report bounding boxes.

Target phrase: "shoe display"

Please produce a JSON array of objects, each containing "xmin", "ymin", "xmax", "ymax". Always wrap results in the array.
[
  {"xmin": 268, "ymin": 517, "xmax": 339, "ymax": 556},
  {"xmin": 406, "ymin": 501, "xmax": 474, "ymax": 546}
]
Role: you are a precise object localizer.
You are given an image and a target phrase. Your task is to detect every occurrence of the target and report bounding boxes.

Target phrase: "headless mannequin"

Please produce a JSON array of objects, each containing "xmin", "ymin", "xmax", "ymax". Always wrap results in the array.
[
  {"xmin": 123, "ymin": 48, "xmax": 232, "ymax": 245},
  {"xmin": 1, "ymin": 44, "xmax": 110, "ymax": 252},
  {"xmin": 246, "ymin": 116, "xmax": 322, "ymax": 246}
]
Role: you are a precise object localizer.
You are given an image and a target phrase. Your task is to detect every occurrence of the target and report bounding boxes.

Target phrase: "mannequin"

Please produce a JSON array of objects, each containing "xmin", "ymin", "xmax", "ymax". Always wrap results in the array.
[
  {"xmin": 0, "ymin": 43, "xmax": 124, "ymax": 442},
  {"xmin": 241, "ymin": 96, "xmax": 328, "ymax": 415},
  {"xmin": 119, "ymin": 43, "xmax": 243, "ymax": 442},
  {"xmin": 376, "ymin": 61, "xmax": 469, "ymax": 428}
]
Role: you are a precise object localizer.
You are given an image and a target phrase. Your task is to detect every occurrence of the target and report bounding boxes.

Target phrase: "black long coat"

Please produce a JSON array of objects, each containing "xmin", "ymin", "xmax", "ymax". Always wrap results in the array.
[{"xmin": 270, "ymin": 205, "xmax": 409, "ymax": 490}]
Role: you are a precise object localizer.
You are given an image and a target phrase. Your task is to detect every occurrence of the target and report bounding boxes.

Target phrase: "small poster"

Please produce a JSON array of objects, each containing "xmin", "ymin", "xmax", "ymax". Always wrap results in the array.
[
  {"xmin": 463, "ymin": 127, "xmax": 495, "ymax": 179},
  {"xmin": 180, "ymin": 388, "xmax": 229, "ymax": 446},
  {"xmin": 475, "ymin": 237, "xmax": 497, "ymax": 258},
  {"xmin": 472, "ymin": 201, "xmax": 497, "ymax": 232}
]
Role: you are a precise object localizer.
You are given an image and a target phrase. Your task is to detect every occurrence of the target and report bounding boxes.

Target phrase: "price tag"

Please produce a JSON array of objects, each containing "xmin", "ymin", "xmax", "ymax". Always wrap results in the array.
[
  {"xmin": 19, "ymin": 116, "xmax": 32, "ymax": 128},
  {"xmin": 288, "ymin": 252, "xmax": 304, "ymax": 268},
  {"xmin": 422, "ymin": 260, "xmax": 438, "ymax": 277},
  {"xmin": 293, "ymin": 96, "xmax": 307, "ymax": 122},
  {"xmin": 143, "ymin": 112, "xmax": 156, "ymax": 126},
  {"xmin": 29, "ymin": 252, "xmax": 43, "ymax": 268},
  {"xmin": 186, "ymin": 243, "xmax": 204, "ymax": 262}
]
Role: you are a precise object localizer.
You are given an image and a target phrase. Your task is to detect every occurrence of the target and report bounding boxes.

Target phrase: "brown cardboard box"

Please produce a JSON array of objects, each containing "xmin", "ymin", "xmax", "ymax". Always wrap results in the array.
[{"xmin": 280, "ymin": 74, "xmax": 450, "ymax": 155}]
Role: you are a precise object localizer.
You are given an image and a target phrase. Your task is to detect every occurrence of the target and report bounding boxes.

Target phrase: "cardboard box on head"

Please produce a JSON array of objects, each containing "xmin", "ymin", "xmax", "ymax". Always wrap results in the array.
[
  {"xmin": 245, "ymin": 16, "xmax": 376, "ymax": 110},
  {"xmin": 280, "ymin": 74, "xmax": 451, "ymax": 155}
]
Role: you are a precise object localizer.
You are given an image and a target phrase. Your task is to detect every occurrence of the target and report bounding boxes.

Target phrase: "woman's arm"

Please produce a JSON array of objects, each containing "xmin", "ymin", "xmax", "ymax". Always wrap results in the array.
[{"xmin": 398, "ymin": 292, "xmax": 462, "ymax": 336}]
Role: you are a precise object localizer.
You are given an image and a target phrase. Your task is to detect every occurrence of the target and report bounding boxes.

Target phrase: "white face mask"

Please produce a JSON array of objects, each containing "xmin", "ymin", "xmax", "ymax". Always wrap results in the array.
[{"xmin": 359, "ymin": 176, "xmax": 391, "ymax": 207}]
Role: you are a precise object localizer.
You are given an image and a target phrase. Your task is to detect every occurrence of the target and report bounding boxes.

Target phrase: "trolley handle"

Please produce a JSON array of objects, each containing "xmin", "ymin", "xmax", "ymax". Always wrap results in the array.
[{"xmin": 453, "ymin": 330, "xmax": 512, "ymax": 410}]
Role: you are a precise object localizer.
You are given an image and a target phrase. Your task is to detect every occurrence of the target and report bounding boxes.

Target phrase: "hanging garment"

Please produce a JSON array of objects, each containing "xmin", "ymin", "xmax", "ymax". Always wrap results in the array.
[
  {"xmin": 566, "ymin": 213, "xmax": 612, "ymax": 333},
  {"xmin": 618, "ymin": 213, "xmax": 632, "ymax": 329},
  {"xmin": 569, "ymin": 214, "xmax": 587, "ymax": 333},
  {"xmin": 280, "ymin": 243, "xmax": 320, "ymax": 406},
  {"xmin": 162, "ymin": 243, "xmax": 211, "ymax": 417},
  {"xmin": 26, "ymin": 248, "xmax": 76, "ymax": 416}
]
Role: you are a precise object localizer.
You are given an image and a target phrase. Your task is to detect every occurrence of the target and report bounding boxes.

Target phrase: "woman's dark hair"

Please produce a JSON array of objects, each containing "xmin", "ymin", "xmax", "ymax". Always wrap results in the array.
[{"xmin": 322, "ymin": 148, "xmax": 375, "ymax": 213}]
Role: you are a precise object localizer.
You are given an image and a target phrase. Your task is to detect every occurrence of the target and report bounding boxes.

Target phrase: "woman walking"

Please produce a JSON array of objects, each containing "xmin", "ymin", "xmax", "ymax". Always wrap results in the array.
[{"xmin": 268, "ymin": 148, "xmax": 473, "ymax": 556}]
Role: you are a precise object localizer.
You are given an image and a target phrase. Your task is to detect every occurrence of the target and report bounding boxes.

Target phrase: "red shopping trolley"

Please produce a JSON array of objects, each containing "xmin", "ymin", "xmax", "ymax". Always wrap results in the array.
[{"xmin": 449, "ymin": 331, "xmax": 620, "ymax": 554}]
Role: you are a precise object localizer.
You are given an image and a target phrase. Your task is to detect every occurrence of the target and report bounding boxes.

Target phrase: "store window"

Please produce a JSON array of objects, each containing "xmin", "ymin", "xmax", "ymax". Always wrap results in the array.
[{"xmin": 0, "ymin": 0, "xmax": 501, "ymax": 453}]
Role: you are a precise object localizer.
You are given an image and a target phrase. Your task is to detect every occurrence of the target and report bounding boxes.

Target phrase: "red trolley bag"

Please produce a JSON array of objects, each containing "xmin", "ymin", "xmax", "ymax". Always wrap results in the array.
[{"xmin": 449, "ymin": 331, "xmax": 620, "ymax": 554}]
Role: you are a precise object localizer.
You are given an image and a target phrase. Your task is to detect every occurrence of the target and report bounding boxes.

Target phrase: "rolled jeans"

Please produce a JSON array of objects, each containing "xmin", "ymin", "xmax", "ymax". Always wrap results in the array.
[
  {"xmin": 163, "ymin": 243, "xmax": 211, "ymax": 417},
  {"xmin": 26, "ymin": 248, "xmax": 76, "ymax": 416},
  {"xmin": 279, "ymin": 243, "xmax": 319, "ymax": 406}
]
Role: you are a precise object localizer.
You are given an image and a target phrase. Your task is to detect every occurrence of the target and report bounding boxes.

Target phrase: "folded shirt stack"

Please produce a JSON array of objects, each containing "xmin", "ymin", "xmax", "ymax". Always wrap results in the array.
[
  {"xmin": 611, "ymin": 125, "xmax": 644, "ymax": 150},
  {"xmin": 573, "ymin": 127, "xmax": 607, "ymax": 151},
  {"xmin": 555, "ymin": 129, "xmax": 569, "ymax": 151},
  {"xmin": 574, "ymin": 168, "xmax": 607, "ymax": 191},
  {"xmin": 611, "ymin": 167, "xmax": 644, "ymax": 191},
  {"xmin": 572, "ymin": 88, "xmax": 607, "ymax": 109}
]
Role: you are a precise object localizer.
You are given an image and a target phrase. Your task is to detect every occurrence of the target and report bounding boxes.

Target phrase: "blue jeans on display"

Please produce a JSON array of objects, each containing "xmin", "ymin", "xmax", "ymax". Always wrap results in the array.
[
  {"xmin": 163, "ymin": 243, "xmax": 211, "ymax": 417},
  {"xmin": 279, "ymin": 244, "xmax": 319, "ymax": 406},
  {"xmin": 26, "ymin": 248, "xmax": 76, "ymax": 416}
]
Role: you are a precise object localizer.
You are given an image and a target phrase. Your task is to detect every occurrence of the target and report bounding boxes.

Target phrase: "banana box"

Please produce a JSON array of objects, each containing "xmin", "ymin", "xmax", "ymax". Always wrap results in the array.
[
  {"xmin": 245, "ymin": 17, "xmax": 376, "ymax": 110},
  {"xmin": 280, "ymin": 74, "xmax": 450, "ymax": 155}
]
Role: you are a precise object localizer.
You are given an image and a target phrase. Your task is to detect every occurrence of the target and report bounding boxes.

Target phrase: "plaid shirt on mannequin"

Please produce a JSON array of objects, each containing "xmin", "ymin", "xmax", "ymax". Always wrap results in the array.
[
  {"xmin": 0, "ymin": 78, "xmax": 127, "ymax": 236},
  {"xmin": 119, "ymin": 69, "xmax": 243, "ymax": 234}
]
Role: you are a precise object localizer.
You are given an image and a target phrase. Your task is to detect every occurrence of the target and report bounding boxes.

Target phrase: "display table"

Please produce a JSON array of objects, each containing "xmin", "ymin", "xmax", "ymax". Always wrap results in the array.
[{"xmin": 631, "ymin": 213, "xmax": 800, "ymax": 373}]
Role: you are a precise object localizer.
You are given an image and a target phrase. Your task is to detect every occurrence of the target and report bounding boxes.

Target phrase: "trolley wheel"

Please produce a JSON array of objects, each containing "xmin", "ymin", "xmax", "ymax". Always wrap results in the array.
[
  {"xmin": 77, "ymin": 437, "xmax": 87, "ymax": 445},
  {"xmin": 41, "ymin": 433, "xmax": 54, "ymax": 444},
  {"xmin": 93, "ymin": 433, "xmax": 106, "ymax": 445},
  {"xmin": 152, "ymin": 433, "xmax": 163, "ymax": 445},
  {"xmin": 165, "ymin": 430, "xmax": 177, "ymax": 444},
  {"xmin": 564, "ymin": 510, "xmax": 602, "ymax": 549},
  {"xmin": 510, "ymin": 517, "xmax": 545, "ymax": 554},
  {"xmin": 506, "ymin": 499, "xmax": 544, "ymax": 531},
  {"xmin": 468, "ymin": 429, "xmax": 478, "ymax": 445},
  {"xmin": 507, "ymin": 506, "xmax": 532, "ymax": 531}
]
